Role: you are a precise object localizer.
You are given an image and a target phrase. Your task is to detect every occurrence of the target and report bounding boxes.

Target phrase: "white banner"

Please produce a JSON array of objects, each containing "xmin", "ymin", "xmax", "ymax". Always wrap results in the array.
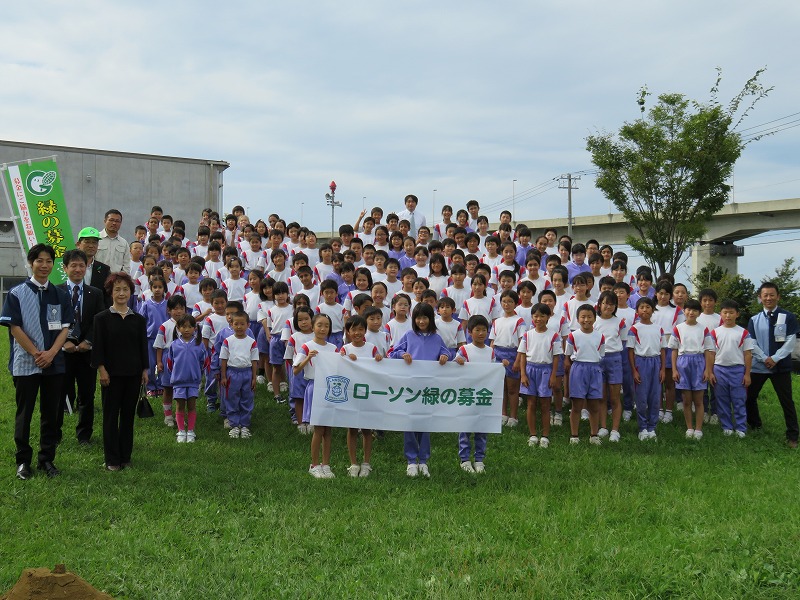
[{"xmin": 310, "ymin": 352, "xmax": 505, "ymax": 433}]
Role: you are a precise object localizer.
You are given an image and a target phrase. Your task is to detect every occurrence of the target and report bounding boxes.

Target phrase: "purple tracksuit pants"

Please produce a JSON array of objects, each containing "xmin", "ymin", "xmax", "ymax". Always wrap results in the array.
[
  {"xmin": 458, "ymin": 432, "xmax": 487, "ymax": 462},
  {"xmin": 224, "ymin": 367, "xmax": 254, "ymax": 428},
  {"xmin": 634, "ymin": 355, "xmax": 661, "ymax": 432},
  {"xmin": 713, "ymin": 364, "xmax": 747, "ymax": 432},
  {"xmin": 404, "ymin": 432, "xmax": 431, "ymax": 464}
]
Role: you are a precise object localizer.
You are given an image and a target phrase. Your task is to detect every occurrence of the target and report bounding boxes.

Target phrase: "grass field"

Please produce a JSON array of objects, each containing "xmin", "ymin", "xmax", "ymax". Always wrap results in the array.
[{"xmin": 2, "ymin": 342, "xmax": 799, "ymax": 598}]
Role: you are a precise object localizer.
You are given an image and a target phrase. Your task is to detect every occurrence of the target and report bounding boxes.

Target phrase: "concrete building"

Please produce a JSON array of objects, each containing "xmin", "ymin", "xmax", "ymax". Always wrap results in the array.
[{"xmin": 0, "ymin": 140, "xmax": 229, "ymax": 277}]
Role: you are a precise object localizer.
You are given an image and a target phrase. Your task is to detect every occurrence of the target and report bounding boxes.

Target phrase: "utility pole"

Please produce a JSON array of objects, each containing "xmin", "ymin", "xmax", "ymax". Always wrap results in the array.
[
  {"xmin": 558, "ymin": 173, "xmax": 580, "ymax": 237},
  {"xmin": 512, "ymin": 179, "xmax": 517, "ymax": 227}
]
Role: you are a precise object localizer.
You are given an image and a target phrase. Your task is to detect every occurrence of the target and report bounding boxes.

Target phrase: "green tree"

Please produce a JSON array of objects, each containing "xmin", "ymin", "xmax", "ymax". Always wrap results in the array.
[
  {"xmin": 690, "ymin": 262, "xmax": 756, "ymax": 327},
  {"xmin": 586, "ymin": 69, "xmax": 772, "ymax": 276},
  {"xmin": 753, "ymin": 257, "xmax": 800, "ymax": 317}
]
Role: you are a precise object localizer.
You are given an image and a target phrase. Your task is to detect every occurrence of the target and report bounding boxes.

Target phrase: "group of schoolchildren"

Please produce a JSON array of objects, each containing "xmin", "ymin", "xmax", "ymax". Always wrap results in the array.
[{"xmin": 128, "ymin": 196, "xmax": 754, "ymax": 479}]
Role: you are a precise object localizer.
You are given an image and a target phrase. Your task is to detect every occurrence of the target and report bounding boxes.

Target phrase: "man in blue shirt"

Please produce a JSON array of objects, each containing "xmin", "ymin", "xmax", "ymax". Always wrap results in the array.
[
  {"xmin": 1, "ymin": 244, "xmax": 73, "ymax": 479},
  {"xmin": 746, "ymin": 281, "xmax": 798, "ymax": 448}
]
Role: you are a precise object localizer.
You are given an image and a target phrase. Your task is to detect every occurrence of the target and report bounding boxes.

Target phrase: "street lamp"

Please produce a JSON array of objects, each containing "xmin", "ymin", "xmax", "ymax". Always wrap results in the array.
[
  {"xmin": 512, "ymin": 179, "xmax": 517, "ymax": 227},
  {"xmin": 325, "ymin": 180, "xmax": 341, "ymax": 238}
]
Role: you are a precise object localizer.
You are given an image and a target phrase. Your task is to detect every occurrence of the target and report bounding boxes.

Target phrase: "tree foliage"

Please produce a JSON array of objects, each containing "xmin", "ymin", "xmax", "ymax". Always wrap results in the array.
[
  {"xmin": 757, "ymin": 257, "xmax": 800, "ymax": 317},
  {"xmin": 690, "ymin": 262, "xmax": 756, "ymax": 327},
  {"xmin": 586, "ymin": 69, "xmax": 772, "ymax": 276}
]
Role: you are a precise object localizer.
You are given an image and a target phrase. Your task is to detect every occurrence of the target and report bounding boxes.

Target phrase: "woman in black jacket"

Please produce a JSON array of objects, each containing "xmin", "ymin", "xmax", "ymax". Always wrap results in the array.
[{"xmin": 92, "ymin": 272, "xmax": 149, "ymax": 471}]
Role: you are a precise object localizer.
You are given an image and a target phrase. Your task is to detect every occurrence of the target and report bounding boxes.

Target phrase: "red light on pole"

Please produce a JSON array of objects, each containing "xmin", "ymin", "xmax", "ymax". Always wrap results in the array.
[{"xmin": 330, "ymin": 181, "xmax": 337, "ymax": 192}]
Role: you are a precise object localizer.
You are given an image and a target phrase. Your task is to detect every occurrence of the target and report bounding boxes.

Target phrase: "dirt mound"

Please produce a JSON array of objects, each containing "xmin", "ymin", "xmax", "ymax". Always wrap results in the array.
[{"xmin": 2, "ymin": 565, "xmax": 113, "ymax": 599}]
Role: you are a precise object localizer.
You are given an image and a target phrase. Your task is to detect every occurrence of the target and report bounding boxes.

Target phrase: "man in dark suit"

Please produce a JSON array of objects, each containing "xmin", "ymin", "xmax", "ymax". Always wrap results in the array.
[
  {"xmin": 56, "ymin": 249, "xmax": 107, "ymax": 446},
  {"xmin": 76, "ymin": 226, "xmax": 112, "ymax": 307},
  {"xmin": 746, "ymin": 281, "xmax": 799, "ymax": 449}
]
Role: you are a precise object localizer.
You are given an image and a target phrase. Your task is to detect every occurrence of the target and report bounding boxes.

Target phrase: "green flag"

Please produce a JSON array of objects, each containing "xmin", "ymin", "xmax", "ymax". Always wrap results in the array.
[{"xmin": 2, "ymin": 157, "xmax": 75, "ymax": 283}]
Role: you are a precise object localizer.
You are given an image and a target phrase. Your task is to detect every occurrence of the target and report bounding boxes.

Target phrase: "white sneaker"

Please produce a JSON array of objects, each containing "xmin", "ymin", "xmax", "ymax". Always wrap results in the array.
[
  {"xmin": 693, "ymin": 430, "xmax": 704, "ymax": 440},
  {"xmin": 501, "ymin": 415, "xmax": 509, "ymax": 425},
  {"xmin": 623, "ymin": 410, "xmax": 632, "ymax": 422},
  {"xmin": 658, "ymin": 409, "xmax": 665, "ymax": 421},
  {"xmin": 609, "ymin": 430, "xmax": 620, "ymax": 442},
  {"xmin": 297, "ymin": 424, "xmax": 306, "ymax": 435},
  {"xmin": 506, "ymin": 418, "xmax": 518, "ymax": 428},
  {"xmin": 589, "ymin": 435, "xmax": 602, "ymax": 446},
  {"xmin": 710, "ymin": 414, "xmax": 719, "ymax": 425},
  {"xmin": 581, "ymin": 409, "xmax": 589, "ymax": 421},
  {"xmin": 164, "ymin": 415, "xmax": 175, "ymax": 427},
  {"xmin": 638, "ymin": 430, "xmax": 649, "ymax": 441},
  {"xmin": 569, "ymin": 436, "xmax": 580, "ymax": 445},
  {"xmin": 686, "ymin": 428, "xmax": 695, "ymax": 439},
  {"xmin": 257, "ymin": 375, "xmax": 266, "ymax": 385},
  {"xmin": 348, "ymin": 464, "xmax": 361, "ymax": 478},
  {"xmin": 539, "ymin": 437, "xmax": 549, "ymax": 448},
  {"xmin": 549, "ymin": 413, "xmax": 555, "ymax": 426},
  {"xmin": 676, "ymin": 402, "xmax": 683, "ymax": 412},
  {"xmin": 648, "ymin": 431, "xmax": 657, "ymax": 440},
  {"xmin": 239, "ymin": 427, "xmax": 251, "ymax": 439},
  {"xmin": 553, "ymin": 413, "xmax": 563, "ymax": 426},
  {"xmin": 176, "ymin": 430, "xmax": 187, "ymax": 443},
  {"xmin": 703, "ymin": 413, "xmax": 710, "ymax": 424},
  {"xmin": 309, "ymin": 464, "xmax": 324, "ymax": 479},
  {"xmin": 474, "ymin": 461, "xmax": 485, "ymax": 473},
  {"xmin": 321, "ymin": 465, "xmax": 335, "ymax": 479},
  {"xmin": 460, "ymin": 461, "xmax": 475, "ymax": 473},
  {"xmin": 736, "ymin": 430, "xmax": 746, "ymax": 438},
  {"xmin": 528, "ymin": 435, "xmax": 539, "ymax": 447},
  {"xmin": 406, "ymin": 463, "xmax": 419, "ymax": 478},
  {"xmin": 306, "ymin": 424, "xmax": 314, "ymax": 434},
  {"xmin": 723, "ymin": 429, "xmax": 733, "ymax": 436},
  {"xmin": 186, "ymin": 430, "xmax": 196, "ymax": 443},
  {"xmin": 359, "ymin": 463, "xmax": 372, "ymax": 478},
  {"xmin": 279, "ymin": 381, "xmax": 288, "ymax": 393},
  {"xmin": 223, "ymin": 418, "xmax": 232, "ymax": 429},
  {"xmin": 229, "ymin": 426, "xmax": 240, "ymax": 438},
  {"xmin": 597, "ymin": 428, "xmax": 609, "ymax": 438},
  {"xmin": 418, "ymin": 463, "xmax": 430, "ymax": 478},
  {"xmin": 267, "ymin": 382, "xmax": 274, "ymax": 393},
  {"xmin": 662, "ymin": 410, "xmax": 673, "ymax": 424}
]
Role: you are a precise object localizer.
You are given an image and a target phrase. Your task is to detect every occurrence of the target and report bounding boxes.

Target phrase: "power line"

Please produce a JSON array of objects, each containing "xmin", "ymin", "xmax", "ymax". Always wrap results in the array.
[
  {"xmin": 741, "ymin": 119, "xmax": 800, "ymax": 141},
  {"xmin": 737, "ymin": 110, "xmax": 800, "ymax": 133}
]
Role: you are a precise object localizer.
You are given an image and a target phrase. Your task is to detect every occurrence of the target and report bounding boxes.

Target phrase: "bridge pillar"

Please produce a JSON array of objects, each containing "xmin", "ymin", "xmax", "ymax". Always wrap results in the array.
[{"xmin": 691, "ymin": 242, "xmax": 743, "ymax": 278}]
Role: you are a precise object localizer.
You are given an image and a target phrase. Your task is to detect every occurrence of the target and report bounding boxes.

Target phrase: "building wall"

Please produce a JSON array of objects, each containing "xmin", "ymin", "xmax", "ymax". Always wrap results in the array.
[{"xmin": 0, "ymin": 140, "xmax": 228, "ymax": 276}]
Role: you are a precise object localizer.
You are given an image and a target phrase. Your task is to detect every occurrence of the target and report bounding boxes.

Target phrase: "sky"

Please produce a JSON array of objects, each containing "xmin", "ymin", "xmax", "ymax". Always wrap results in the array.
[{"xmin": 2, "ymin": 1, "xmax": 799, "ymax": 286}]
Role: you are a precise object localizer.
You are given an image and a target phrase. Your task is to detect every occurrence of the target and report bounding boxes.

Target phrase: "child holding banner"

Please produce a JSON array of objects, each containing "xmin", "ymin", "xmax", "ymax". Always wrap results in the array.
[
  {"xmin": 454, "ymin": 315, "xmax": 494, "ymax": 473},
  {"xmin": 295, "ymin": 314, "xmax": 338, "ymax": 479},
  {"xmin": 388, "ymin": 302, "xmax": 450, "ymax": 478},
  {"xmin": 340, "ymin": 316, "xmax": 383, "ymax": 477}
]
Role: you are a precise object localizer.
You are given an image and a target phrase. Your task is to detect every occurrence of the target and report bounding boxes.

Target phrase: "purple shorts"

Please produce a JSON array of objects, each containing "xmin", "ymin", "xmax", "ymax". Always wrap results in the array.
[
  {"xmin": 521, "ymin": 363, "xmax": 553, "ymax": 398},
  {"xmin": 664, "ymin": 347, "xmax": 674, "ymax": 369},
  {"xmin": 569, "ymin": 361, "xmax": 603, "ymax": 400},
  {"xmin": 257, "ymin": 327, "xmax": 270, "ymax": 354},
  {"xmin": 600, "ymin": 351, "xmax": 623, "ymax": 385},
  {"xmin": 495, "ymin": 346, "xmax": 520, "ymax": 379},
  {"xmin": 303, "ymin": 378, "xmax": 315, "ymax": 423},
  {"xmin": 328, "ymin": 331, "xmax": 344, "ymax": 350},
  {"xmin": 292, "ymin": 370, "xmax": 312, "ymax": 399},
  {"xmin": 159, "ymin": 362, "xmax": 172, "ymax": 387},
  {"xmin": 555, "ymin": 352, "xmax": 565, "ymax": 377},
  {"xmin": 269, "ymin": 334, "xmax": 285, "ymax": 365},
  {"xmin": 173, "ymin": 385, "xmax": 200, "ymax": 400},
  {"xmin": 675, "ymin": 353, "xmax": 706, "ymax": 391}
]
